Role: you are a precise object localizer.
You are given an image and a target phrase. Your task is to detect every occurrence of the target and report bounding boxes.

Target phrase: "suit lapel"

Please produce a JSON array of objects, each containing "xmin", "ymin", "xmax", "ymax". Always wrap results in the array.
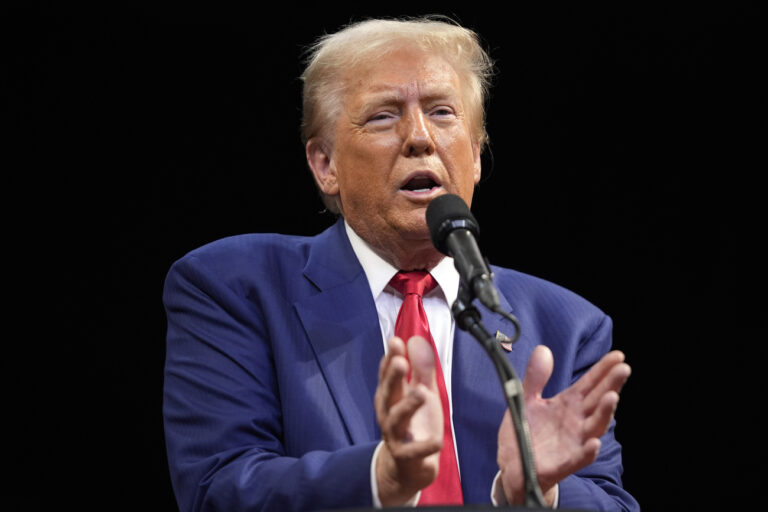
[{"xmin": 294, "ymin": 220, "xmax": 383, "ymax": 445}]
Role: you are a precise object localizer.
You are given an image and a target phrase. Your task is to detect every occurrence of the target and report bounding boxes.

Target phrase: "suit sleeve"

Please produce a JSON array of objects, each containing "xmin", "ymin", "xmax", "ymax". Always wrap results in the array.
[
  {"xmin": 162, "ymin": 254, "xmax": 377, "ymax": 512},
  {"xmin": 557, "ymin": 314, "xmax": 640, "ymax": 512}
]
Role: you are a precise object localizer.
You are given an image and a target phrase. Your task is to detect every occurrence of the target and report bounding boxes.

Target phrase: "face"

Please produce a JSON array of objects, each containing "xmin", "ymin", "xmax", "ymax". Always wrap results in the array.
[{"xmin": 307, "ymin": 45, "xmax": 482, "ymax": 263}]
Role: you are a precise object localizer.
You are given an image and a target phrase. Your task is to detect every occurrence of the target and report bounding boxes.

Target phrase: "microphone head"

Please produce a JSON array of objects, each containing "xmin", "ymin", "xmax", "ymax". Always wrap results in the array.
[{"xmin": 426, "ymin": 194, "xmax": 480, "ymax": 255}]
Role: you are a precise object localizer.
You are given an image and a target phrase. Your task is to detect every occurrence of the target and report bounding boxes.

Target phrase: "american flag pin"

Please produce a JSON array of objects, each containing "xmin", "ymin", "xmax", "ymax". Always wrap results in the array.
[{"xmin": 495, "ymin": 331, "xmax": 513, "ymax": 352}]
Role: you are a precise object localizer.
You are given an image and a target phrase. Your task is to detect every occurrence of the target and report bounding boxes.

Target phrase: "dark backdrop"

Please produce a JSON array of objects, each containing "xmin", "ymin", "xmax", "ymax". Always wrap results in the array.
[{"xmin": 9, "ymin": 4, "xmax": 763, "ymax": 510}]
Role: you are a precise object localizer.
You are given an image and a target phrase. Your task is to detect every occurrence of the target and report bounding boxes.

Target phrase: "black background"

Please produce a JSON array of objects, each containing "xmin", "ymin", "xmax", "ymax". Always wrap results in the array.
[{"xmin": 8, "ymin": 3, "xmax": 763, "ymax": 510}]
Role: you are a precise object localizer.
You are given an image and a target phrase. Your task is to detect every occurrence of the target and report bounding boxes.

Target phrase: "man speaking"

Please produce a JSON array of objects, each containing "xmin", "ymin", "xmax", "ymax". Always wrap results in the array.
[{"xmin": 162, "ymin": 16, "xmax": 638, "ymax": 511}]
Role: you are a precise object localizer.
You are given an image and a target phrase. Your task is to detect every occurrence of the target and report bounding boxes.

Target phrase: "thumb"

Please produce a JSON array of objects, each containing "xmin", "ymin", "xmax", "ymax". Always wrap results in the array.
[
  {"xmin": 522, "ymin": 345, "xmax": 554, "ymax": 400},
  {"xmin": 406, "ymin": 336, "xmax": 437, "ymax": 390}
]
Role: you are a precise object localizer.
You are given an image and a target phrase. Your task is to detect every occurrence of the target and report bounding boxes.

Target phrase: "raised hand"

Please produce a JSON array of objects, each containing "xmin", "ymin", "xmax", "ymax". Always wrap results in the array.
[
  {"xmin": 497, "ymin": 345, "xmax": 631, "ymax": 505},
  {"xmin": 374, "ymin": 335, "xmax": 444, "ymax": 506}
]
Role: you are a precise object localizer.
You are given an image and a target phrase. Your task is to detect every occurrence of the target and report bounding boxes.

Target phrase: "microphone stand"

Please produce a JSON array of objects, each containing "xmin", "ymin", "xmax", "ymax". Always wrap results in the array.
[{"xmin": 452, "ymin": 284, "xmax": 547, "ymax": 508}]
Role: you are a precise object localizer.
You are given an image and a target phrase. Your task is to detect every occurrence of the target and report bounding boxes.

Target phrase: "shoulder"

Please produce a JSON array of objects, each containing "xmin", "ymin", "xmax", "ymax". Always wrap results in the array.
[
  {"xmin": 490, "ymin": 264, "xmax": 609, "ymax": 336},
  {"xmin": 492, "ymin": 265, "xmax": 597, "ymax": 306},
  {"xmin": 163, "ymin": 219, "xmax": 351, "ymax": 303},
  {"xmin": 173, "ymin": 232, "xmax": 314, "ymax": 279},
  {"xmin": 163, "ymin": 231, "xmax": 323, "ymax": 307},
  {"xmin": 184, "ymin": 232, "xmax": 313, "ymax": 268}
]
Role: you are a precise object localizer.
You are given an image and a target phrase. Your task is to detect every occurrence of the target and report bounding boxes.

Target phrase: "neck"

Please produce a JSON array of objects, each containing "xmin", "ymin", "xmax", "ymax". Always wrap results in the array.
[
  {"xmin": 345, "ymin": 222, "xmax": 443, "ymax": 270},
  {"xmin": 367, "ymin": 236, "xmax": 444, "ymax": 271},
  {"xmin": 343, "ymin": 217, "xmax": 445, "ymax": 271}
]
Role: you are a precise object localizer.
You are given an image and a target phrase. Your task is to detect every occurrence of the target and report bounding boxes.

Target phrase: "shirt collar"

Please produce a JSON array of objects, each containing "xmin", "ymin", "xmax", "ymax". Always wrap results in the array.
[{"xmin": 345, "ymin": 220, "xmax": 459, "ymax": 305}]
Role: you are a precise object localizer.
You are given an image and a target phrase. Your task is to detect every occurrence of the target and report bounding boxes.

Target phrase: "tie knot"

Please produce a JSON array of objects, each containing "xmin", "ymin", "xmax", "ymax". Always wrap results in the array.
[{"xmin": 389, "ymin": 270, "xmax": 438, "ymax": 298}]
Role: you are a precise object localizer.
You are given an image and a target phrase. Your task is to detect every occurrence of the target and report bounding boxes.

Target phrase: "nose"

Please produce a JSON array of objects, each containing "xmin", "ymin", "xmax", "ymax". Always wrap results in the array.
[{"xmin": 402, "ymin": 108, "xmax": 435, "ymax": 157}]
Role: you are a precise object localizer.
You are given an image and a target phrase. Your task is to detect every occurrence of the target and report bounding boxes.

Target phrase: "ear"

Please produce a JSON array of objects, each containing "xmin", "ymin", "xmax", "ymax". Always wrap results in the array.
[
  {"xmin": 472, "ymin": 140, "xmax": 482, "ymax": 185},
  {"xmin": 306, "ymin": 137, "xmax": 339, "ymax": 196}
]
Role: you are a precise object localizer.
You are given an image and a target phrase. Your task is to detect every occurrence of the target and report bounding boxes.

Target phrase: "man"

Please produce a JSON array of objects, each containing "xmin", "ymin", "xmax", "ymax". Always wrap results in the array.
[{"xmin": 163, "ymin": 17, "xmax": 638, "ymax": 511}]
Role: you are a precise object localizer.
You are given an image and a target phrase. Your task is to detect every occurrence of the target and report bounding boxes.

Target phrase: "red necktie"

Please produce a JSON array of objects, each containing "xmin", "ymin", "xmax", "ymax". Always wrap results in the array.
[{"xmin": 389, "ymin": 270, "xmax": 464, "ymax": 506}]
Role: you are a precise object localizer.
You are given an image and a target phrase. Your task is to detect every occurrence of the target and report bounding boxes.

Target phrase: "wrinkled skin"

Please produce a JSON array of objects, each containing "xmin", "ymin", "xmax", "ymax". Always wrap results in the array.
[{"xmin": 497, "ymin": 346, "xmax": 631, "ymax": 505}]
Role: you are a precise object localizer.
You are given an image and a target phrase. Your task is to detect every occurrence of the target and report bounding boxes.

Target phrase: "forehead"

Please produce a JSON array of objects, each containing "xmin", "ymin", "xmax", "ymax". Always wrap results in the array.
[{"xmin": 341, "ymin": 46, "xmax": 464, "ymax": 106}]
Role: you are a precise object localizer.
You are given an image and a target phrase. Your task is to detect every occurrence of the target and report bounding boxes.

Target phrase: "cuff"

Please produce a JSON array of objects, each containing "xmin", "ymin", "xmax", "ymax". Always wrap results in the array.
[
  {"xmin": 370, "ymin": 441, "xmax": 420, "ymax": 508},
  {"xmin": 490, "ymin": 471, "xmax": 559, "ymax": 508}
]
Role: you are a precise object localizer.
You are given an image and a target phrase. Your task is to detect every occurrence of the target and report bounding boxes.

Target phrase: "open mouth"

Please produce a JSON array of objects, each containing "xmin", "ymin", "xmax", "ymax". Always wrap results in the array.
[{"xmin": 400, "ymin": 174, "xmax": 441, "ymax": 193}]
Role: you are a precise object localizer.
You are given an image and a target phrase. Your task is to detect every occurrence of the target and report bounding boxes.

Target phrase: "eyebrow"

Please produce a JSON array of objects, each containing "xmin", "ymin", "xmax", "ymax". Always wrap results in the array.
[{"xmin": 358, "ymin": 83, "xmax": 460, "ymax": 106}]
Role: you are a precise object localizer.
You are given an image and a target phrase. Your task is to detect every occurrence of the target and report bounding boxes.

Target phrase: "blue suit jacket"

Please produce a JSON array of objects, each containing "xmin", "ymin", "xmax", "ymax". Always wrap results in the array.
[{"xmin": 163, "ymin": 219, "xmax": 638, "ymax": 511}]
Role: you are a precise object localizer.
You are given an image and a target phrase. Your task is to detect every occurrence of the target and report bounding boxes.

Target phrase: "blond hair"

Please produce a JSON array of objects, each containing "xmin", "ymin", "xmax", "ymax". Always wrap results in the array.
[{"xmin": 300, "ymin": 15, "xmax": 495, "ymax": 148}]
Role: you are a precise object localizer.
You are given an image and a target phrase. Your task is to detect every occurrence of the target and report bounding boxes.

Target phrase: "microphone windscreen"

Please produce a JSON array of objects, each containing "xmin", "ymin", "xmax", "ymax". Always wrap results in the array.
[{"xmin": 426, "ymin": 194, "xmax": 480, "ymax": 255}]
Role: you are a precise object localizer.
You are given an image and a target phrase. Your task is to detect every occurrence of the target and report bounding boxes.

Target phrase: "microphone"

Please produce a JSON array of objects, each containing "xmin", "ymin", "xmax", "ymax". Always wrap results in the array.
[{"xmin": 426, "ymin": 194, "xmax": 501, "ymax": 310}]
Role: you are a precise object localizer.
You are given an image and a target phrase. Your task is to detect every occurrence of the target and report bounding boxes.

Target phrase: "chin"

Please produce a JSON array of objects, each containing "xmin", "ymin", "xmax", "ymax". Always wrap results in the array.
[{"xmin": 395, "ymin": 218, "xmax": 431, "ymax": 241}]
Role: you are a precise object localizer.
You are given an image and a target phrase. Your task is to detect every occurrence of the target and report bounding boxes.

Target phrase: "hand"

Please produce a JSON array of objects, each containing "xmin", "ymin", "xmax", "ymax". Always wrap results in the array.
[
  {"xmin": 374, "ymin": 336, "xmax": 444, "ymax": 506},
  {"xmin": 497, "ymin": 345, "xmax": 631, "ymax": 505}
]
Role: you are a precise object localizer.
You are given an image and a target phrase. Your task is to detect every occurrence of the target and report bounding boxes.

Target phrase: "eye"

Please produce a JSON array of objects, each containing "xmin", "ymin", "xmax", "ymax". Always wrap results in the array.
[
  {"xmin": 430, "ymin": 106, "xmax": 455, "ymax": 117},
  {"xmin": 367, "ymin": 111, "xmax": 396, "ymax": 123}
]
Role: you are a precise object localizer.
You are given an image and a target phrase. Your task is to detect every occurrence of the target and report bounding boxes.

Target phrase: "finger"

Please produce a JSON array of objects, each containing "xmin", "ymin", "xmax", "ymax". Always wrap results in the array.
[
  {"xmin": 571, "ymin": 350, "xmax": 626, "ymax": 397},
  {"xmin": 385, "ymin": 383, "xmax": 425, "ymax": 439},
  {"xmin": 378, "ymin": 336, "xmax": 406, "ymax": 383},
  {"xmin": 582, "ymin": 391, "xmax": 620, "ymax": 439},
  {"xmin": 582, "ymin": 362, "xmax": 631, "ymax": 415},
  {"xmin": 384, "ymin": 383, "xmax": 443, "ymax": 443},
  {"xmin": 375, "ymin": 363, "xmax": 408, "ymax": 428},
  {"xmin": 578, "ymin": 437, "xmax": 602, "ymax": 468},
  {"xmin": 382, "ymin": 356, "xmax": 409, "ymax": 407},
  {"xmin": 522, "ymin": 345, "xmax": 554, "ymax": 400},
  {"xmin": 551, "ymin": 437, "xmax": 602, "ymax": 484},
  {"xmin": 389, "ymin": 336, "xmax": 407, "ymax": 356},
  {"xmin": 389, "ymin": 434, "xmax": 443, "ymax": 461},
  {"xmin": 407, "ymin": 336, "xmax": 436, "ymax": 390},
  {"xmin": 375, "ymin": 339, "xmax": 410, "ymax": 424}
]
